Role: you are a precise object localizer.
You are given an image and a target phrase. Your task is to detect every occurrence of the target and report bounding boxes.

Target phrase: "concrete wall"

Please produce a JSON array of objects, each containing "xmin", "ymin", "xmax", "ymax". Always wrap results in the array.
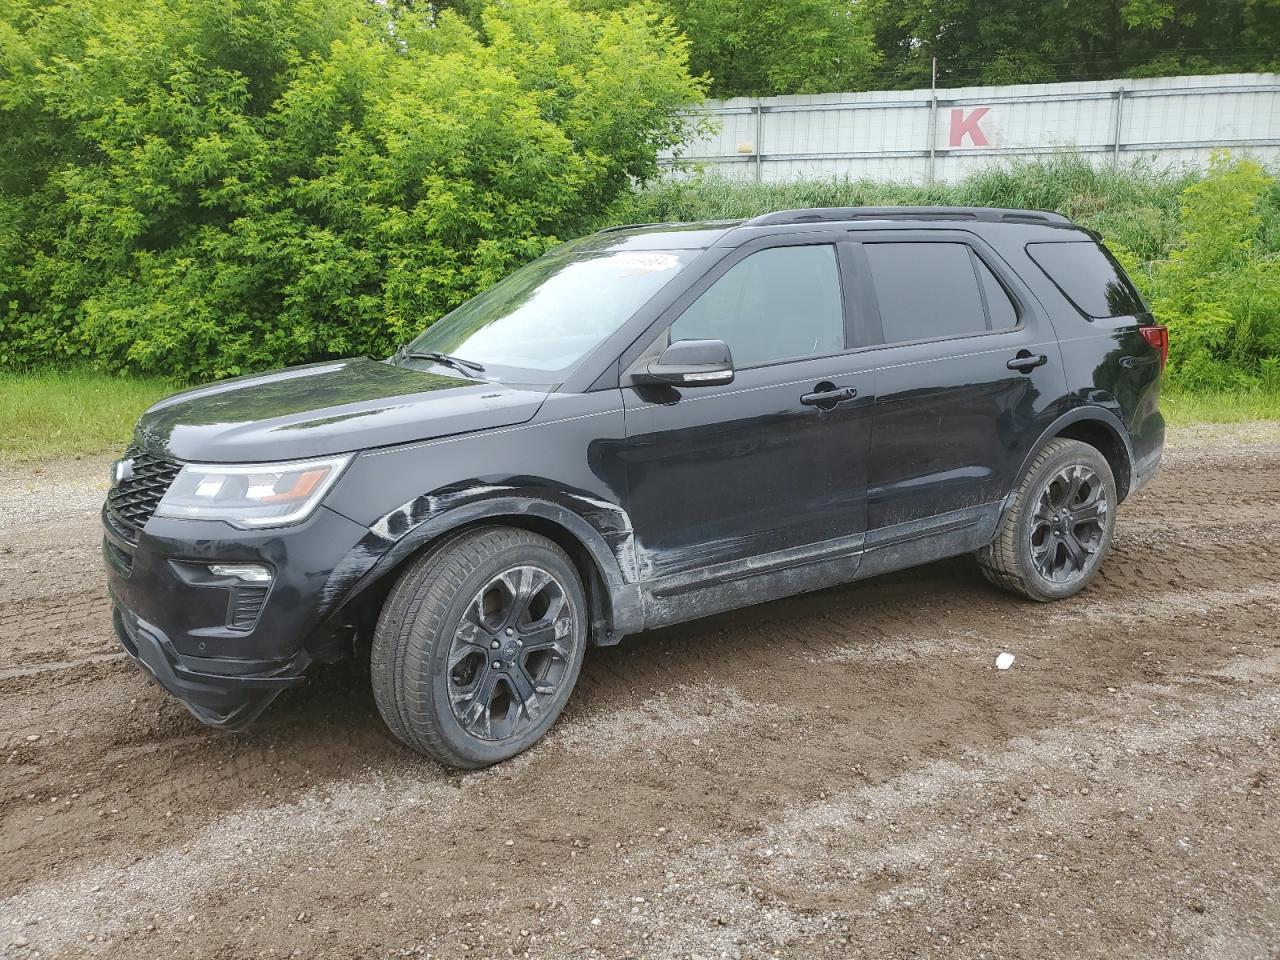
[{"xmin": 663, "ymin": 73, "xmax": 1280, "ymax": 183}]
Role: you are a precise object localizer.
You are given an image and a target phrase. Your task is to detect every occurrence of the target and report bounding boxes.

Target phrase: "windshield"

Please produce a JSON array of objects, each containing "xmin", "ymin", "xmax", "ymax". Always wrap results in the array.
[{"xmin": 399, "ymin": 246, "xmax": 696, "ymax": 382}]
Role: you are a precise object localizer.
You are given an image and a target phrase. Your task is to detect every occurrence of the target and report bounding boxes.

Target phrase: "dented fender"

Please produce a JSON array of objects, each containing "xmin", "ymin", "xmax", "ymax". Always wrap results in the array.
[{"xmin": 316, "ymin": 484, "xmax": 644, "ymax": 642}]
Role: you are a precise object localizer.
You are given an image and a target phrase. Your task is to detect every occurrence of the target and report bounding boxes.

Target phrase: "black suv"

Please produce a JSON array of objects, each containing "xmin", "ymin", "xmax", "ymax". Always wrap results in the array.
[{"xmin": 104, "ymin": 207, "xmax": 1166, "ymax": 767}]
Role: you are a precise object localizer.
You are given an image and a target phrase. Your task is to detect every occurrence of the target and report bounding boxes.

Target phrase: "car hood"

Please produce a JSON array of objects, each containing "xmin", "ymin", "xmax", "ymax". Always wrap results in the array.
[{"xmin": 135, "ymin": 358, "xmax": 551, "ymax": 463}]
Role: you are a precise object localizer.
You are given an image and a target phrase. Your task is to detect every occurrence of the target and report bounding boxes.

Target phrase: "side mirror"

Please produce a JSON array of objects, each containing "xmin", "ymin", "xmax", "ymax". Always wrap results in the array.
[{"xmin": 628, "ymin": 339, "xmax": 735, "ymax": 388}]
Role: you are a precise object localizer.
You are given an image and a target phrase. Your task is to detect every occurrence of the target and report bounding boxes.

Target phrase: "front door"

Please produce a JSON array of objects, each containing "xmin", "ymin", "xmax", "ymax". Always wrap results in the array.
[{"xmin": 618, "ymin": 240, "xmax": 878, "ymax": 627}]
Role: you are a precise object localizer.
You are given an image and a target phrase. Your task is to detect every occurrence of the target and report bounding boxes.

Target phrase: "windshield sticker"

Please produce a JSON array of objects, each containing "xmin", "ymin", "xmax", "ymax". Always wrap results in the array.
[{"xmin": 614, "ymin": 252, "xmax": 680, "ymax": 276}]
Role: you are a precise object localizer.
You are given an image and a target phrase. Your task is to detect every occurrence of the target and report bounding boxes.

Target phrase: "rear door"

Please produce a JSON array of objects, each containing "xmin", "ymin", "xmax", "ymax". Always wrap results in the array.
[
  {"xmin": 854, "ymin": 232, "xmax": 1067, "ymax": 573},
  {"xmin": 618, "ymin": 235, "xmax": 880, "ymax": 625}
]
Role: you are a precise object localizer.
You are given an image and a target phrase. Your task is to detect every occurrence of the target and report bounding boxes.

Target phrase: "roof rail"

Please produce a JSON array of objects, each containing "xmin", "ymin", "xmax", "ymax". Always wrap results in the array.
[
  {"xmin": 594, "ymin": 222, "xmax": 664, "ymax": 234},
  {"xmin": 743, "ymin": 206, "xmax": 1072, "ymax": 228}
]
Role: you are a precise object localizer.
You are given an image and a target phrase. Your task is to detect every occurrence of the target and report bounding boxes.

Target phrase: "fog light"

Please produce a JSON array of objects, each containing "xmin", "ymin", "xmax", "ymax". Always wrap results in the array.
[{"xmin": 208, "ymin": 563, "xmax": 273, "ymax": 583}]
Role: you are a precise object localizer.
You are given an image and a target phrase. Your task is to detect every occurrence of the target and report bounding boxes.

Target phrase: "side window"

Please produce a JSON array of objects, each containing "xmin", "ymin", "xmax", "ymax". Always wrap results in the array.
[
  {"xmin": 1026, "ymin": 240, "xmax": 1145, "ymax": 318},
  {"xmin": 865, "ymin": 242, "xmax": 1015, "ymax": 344},
  {"xmin": 669, "ymin": 245, "xmax": 844, "ymax": 368}
]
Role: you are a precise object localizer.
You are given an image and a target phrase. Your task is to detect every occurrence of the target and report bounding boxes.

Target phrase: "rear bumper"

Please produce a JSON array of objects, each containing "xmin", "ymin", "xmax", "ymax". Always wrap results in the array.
[
  {"xmin": 112, "ymin": 603, "xmax": 306, "ymax": 729},
  {"xmin": 1130, "ymin": 440, "xmax": 1163, "ymax": 496}
]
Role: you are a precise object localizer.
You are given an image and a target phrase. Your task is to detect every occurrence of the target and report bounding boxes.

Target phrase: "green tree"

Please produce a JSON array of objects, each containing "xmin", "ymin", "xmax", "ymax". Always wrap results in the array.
[
  {"xmin": 869, "ymin": 0, "xmax": 1280, "ymax": 89},
  {"xmin": 661, "ymin": 0, "xmax": 881, "ymax": 97},
  {"xmin": 495, "ymin": 0, "xmax": 883, "ymax": 98},
  {"xmin": 0, "ymin": 0, "xmax": 703, "ymax": 378}
]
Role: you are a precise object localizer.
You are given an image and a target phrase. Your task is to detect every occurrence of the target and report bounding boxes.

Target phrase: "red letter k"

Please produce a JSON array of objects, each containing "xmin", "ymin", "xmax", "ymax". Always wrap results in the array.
[{"xmin": 949, "ymin": 107, "xmax": 990, "ymax": 147}]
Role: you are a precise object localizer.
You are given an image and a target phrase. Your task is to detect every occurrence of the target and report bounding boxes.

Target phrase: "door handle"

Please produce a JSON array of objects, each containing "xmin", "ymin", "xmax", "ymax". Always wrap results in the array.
[
  {"xmin": 801, "ymin": 384, "xmax": 858, "ymax": 407},
  {"xmin": 1120, "ymin": 354, "xmax": 1157, "ymax": 369},
  {"xmin": 1007, "ymin": 351, "xmax": 1048, "ymax": 373}
]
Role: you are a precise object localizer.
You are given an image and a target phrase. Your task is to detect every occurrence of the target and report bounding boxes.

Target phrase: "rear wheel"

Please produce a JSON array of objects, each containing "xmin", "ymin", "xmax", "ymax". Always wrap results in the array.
[
  {"xmin": 370, "ymin": 526, "xmax": 587, "ymax": 767},
  {"xmin": 977, "ymin": 438, "xmax": 1117, "ymax": 602}
]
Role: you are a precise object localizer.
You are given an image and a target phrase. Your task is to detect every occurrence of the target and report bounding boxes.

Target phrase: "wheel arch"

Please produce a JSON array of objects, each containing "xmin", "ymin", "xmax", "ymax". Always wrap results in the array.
[
  {"xmin": 1006, "ymin": 407, "xmax": 1135, "ymax": 514},
  {"xmin": 1053, "ymin": 416, "xmax": 1133, "ymax": 502},
  {"xmin": 329, "ymin": 495, "xmax": 644, "ymax": 649}
]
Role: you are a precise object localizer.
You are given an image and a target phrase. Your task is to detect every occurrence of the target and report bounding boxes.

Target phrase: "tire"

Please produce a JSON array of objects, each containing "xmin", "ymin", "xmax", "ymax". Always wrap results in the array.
[
  {"xmin": 977, "ymin": 438, "xmax": 1117, "ymax": 602},
  {"xmin": 370, "ymin": 525, "xmax": 588, "ymax": 768}
]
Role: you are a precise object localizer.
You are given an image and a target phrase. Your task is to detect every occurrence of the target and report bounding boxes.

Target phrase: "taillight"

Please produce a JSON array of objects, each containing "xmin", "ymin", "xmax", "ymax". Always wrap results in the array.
[{"xmin": 1139, "ymin": 324, "xmax": 1169, "ymax": 370}]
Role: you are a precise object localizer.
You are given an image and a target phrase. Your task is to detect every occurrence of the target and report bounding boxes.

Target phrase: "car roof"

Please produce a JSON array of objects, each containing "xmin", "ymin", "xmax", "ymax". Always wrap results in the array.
[{"xmin": 589, "ymin": 206, "xmax": 1089, "ymax": 251}]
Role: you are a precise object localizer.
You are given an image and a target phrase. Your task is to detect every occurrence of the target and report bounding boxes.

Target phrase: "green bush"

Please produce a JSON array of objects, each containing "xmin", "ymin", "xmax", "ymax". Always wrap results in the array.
[
  {"xmin": 0, "ymin": 0, "xmax": 702, "ymax": 379},
  {"xmin": 615, "ymin": 155, "xmax": 1280, "ymax": 391},
  {"xmin": 1116, "ymin": 154, "xmax": 1280, "ymax": 390}
]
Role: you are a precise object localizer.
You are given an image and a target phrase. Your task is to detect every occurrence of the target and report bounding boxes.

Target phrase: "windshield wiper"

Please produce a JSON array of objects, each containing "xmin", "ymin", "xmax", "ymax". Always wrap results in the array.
[{"xmin": 398, "ymin": 350, "xmax": 486, "ymax": 377}]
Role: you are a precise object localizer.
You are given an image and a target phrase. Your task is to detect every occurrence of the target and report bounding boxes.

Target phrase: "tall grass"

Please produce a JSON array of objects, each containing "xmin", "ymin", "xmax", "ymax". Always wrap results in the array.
[
  {"xmin": 0, "ymin": 368, "xmax": 175, "ymax": 462},
  {"xmin": 1162, "ymin": 387, "xmax": 1280, "ymax": 425},
  {"xmin": 611, "ymin": 155, "xmax": 1276, "ymax": 267}
]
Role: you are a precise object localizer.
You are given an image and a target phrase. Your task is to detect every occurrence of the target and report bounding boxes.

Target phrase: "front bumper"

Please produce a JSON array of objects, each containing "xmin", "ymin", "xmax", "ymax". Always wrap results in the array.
[
  {"xmin": 103, "ymin": 502, "xmax": 370, "ymax": 729},
  {"xmin": 112, "ymin": 603, "xmax": 304, "ymax": 729}
]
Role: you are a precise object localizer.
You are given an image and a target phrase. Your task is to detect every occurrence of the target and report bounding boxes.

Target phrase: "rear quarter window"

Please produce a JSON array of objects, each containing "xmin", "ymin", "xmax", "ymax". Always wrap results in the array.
[{"xmin": 1026, "ymin": 240, "xmax": 1145, "ymax": 319}]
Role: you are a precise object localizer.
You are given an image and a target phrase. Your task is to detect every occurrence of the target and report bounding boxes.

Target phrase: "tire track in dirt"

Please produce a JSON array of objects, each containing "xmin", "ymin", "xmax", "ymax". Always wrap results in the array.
[
  {"xmin": 583, "ymin": 650, "xmax": 1280, "ymax": 960},
  {"xmin": 3, "ymin": 560, "xmax": 1275, "ymax": 956},
  {"xmin": 0, "ymin": 654, "xmax": 125, "ymax": 682},
  {"xmin": 2, "ymin": 424, "xmax": 1279, "ymax": 959},
  {"xmin": 0, "ymin": 683, "xmax": 783, "ymax": 955}
]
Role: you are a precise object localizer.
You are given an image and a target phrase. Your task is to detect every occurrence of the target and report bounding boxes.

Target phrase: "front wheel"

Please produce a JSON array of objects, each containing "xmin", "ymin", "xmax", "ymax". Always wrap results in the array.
[
  {"xmin": 977, "ymin": 438, "xmax": 1117, "ymax": 602},
  {"xmin": 370, "ymin": 526, "xmax": 587, "ymax": 767}
]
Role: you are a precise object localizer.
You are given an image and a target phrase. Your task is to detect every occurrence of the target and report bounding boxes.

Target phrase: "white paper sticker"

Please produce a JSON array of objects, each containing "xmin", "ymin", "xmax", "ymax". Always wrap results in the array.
[{"xmin": 613, "ymin": 252, "xmax": 680, "ymax": 275}]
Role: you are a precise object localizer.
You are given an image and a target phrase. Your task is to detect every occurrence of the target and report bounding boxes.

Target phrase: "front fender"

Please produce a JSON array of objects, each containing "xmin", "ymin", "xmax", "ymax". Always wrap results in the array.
[{"xmin": 315, "ymin": 485, "xmax": 644, "ymax": 641}]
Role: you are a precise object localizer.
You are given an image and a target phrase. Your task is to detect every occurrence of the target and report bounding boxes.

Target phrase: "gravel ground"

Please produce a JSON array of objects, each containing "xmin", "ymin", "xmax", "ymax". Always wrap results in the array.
[{"xmin": 1, "ymin": 423, "xmax": 1278, "ymax": 959}]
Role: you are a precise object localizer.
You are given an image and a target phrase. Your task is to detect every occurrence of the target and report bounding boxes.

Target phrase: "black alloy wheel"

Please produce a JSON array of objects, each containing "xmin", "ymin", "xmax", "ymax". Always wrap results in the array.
[
  {"xmin": 447, "ymin": 565, "xmax": 575, "ymax": 741},
  {"xmin": 1029, "ymin": 464, "xmax": 1109, "ymax": 583}
]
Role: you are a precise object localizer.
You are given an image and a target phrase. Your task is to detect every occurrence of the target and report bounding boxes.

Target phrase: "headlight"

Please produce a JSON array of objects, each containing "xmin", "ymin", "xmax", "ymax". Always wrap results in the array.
[{"xmin": 155, "ymin": 455, "xmax": 352, "ymax": 528}]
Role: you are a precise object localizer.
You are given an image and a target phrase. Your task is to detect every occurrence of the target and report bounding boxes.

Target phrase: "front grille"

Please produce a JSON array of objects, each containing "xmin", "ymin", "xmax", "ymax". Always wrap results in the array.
[
  {"xmin": 107, "ymin": 446, "xmax": 182, "ymax": 532},
  {"xmin": 228, "ymin": 585, "xmax": 270, "ymax": 630}
]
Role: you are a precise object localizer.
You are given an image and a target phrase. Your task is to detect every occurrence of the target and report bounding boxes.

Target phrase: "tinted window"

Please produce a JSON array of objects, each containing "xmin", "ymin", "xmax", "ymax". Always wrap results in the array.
[
  {"xmin": 866, "ymin": 242, "xmax": 992, "ymax": 343},
  {"xmin": 1026, "ymin": 241, "xmax": 1144, "ymax": 318},
  {"xmin": 670, "ymin": 245, "xmax": 844, "ymax": 367},
  {"xmin": 976, "ymin": 257, "xmax": 1018, "ymax": 330}
]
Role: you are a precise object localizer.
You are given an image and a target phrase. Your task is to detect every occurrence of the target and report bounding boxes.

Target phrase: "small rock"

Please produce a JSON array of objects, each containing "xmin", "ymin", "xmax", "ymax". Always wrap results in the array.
[
  {"xmin": 25, "ymin": 734, "xmax": 39, "ymax": 742},
  {"xmin": 590, "ymin": 917, "xmax": 602, "ymax": 926}
]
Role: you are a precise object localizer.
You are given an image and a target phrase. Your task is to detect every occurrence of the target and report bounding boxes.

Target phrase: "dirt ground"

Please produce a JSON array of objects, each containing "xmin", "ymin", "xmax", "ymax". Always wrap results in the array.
[{"xmin": 2, "ymin": 423, "xmax": 1278, "ymax": 960}]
